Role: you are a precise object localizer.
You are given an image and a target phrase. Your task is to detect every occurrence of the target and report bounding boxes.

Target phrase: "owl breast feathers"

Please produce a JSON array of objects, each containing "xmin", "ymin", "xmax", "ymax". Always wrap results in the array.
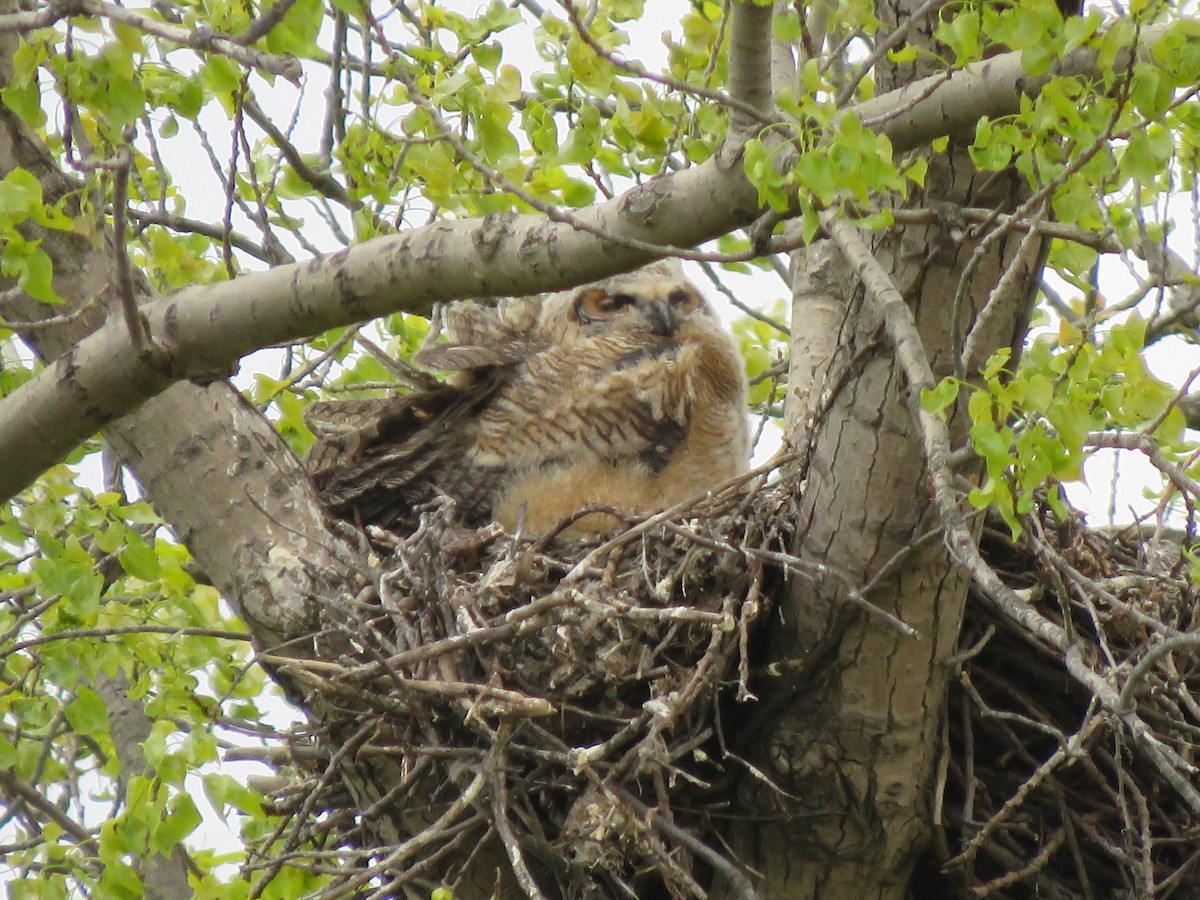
[{"xmin": 306, "ymin": 260, "xmax": 750, "ymax": 535}]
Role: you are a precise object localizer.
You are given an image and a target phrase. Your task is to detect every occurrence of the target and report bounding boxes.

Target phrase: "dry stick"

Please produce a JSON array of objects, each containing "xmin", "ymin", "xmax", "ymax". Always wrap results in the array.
[
  {"xmin": 948, "ymin": 708, "xmax": 1103, "ymax": 872},
  {"xmin": 616, "ymin": 786, "xmax": 762, "ymax": 900},
  {"xmin": 247, "ymin": 718, "xmax": 378, "ymax": 899},
  {"xmin": 266, "ymin": 657, "xmax": 555, "ymax": 718},
  {"xmin": 1056, "ymin": 793, "xmax": 1098, "ymax": 900},
  {"xmin": 822, "ymin": 212, "xmax": 1200, "ymax": 816},
  {"xmin": 360, "ymin": 817, "xmax": 484, "ymax": 900},
  {"xmin": 659, "ymin": 519, "xmax": 918, "ymax": 637},
  {"xmin": 334, "ymin": 589, "xmax": 583, "ymax": 684},
  {"xmin": 975, "ymin": 828, "xmax": 1068, "ymax": 897},
  {"xmin": 326, "ymin": 759, "xmax": 493, "ymax": 898},
  {"xmin": 1116, "ymin": 632, "xmax": 1200, "ymax": 712},
  {"xmin": 491, "ymin": 726, "xmax": 548, "ymax": 900},
  {"xmin": 1087, "ymin": 431, "xmax": 1200, "ymax": 499},
  {"xmin": 563, "ymin": 453, "xmax": 796, "ymax": 583}
]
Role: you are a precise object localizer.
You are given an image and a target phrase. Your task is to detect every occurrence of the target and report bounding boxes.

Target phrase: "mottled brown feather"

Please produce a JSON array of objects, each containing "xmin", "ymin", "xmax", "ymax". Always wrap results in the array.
[{"xmin": 305, "ymin": 261, "xmax": 749, "ymax": 535}]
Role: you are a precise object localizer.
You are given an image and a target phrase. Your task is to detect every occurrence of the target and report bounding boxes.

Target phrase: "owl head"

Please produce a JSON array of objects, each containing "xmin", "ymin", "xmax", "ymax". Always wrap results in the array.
[{"xmin": 538, "ymin": 259, "xmax": 716, "ymax": 342}]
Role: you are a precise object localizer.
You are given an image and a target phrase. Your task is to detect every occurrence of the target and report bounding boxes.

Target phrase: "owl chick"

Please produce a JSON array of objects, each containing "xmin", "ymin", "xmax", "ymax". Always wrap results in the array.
[{"xmin": 306, "ymin": 260, "xmax": 749, "ymax": 536}]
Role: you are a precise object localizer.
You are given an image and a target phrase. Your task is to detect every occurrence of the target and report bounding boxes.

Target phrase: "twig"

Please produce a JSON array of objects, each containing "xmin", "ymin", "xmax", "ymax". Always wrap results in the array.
[{"xmin": 616, "ymin": 787, "xmax": 762, "ymax": 900}]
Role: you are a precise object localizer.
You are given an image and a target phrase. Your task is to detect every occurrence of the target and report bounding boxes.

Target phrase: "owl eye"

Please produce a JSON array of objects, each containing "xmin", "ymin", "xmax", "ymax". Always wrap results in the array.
[
  {"xmin": 668, "ymin": 288, "xmax": 700, "ymax": 312},
  {"xmin": 574, "ymin": 288, "xmax": 636, "ymax": 323}
]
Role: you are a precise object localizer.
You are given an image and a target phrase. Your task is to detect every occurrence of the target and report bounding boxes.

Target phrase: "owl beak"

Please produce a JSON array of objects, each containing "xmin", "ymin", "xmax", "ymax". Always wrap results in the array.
[{"xmin": 642, "ymin": 299, "xmax": 682, "ymax": 336}]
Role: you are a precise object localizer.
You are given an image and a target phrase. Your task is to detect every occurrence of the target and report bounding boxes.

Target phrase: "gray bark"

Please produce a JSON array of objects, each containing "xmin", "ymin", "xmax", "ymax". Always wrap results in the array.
[
  {"xmin": 721, "ymin": 2, "xmax": 1046, "ymax": 896},
  {"xmin": 92, "ymin": 673, "xmax": 195, "ymax": 900}
]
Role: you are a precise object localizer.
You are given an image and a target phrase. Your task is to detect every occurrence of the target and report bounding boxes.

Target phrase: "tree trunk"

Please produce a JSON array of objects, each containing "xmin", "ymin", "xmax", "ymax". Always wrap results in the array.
[{"xmin": 723, "ymin": 2, "xmax": 1045, "ymax": 895}]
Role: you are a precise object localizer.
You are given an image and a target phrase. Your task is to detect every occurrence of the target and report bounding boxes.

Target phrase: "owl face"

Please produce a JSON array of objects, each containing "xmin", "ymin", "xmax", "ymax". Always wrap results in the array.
[
  {"xmin": 571, "ymin": 281, "xmax": 705, "ymax": 336},
  {"xmin": 539, "ymin": 260, "xmax": 716, "ymax": 342}
]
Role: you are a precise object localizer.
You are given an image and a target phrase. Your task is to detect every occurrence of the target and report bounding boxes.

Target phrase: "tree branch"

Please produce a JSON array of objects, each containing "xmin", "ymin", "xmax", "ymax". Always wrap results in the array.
[
  {"xmin": 0, "ymin": 21, "xmax": 1180, "ymax": 504},
  {"xmin": 725, "ymin": 0, "xmax": 776, "ymax": 135},
  {"xmin": 92, "ymin": 672, "xmax": 194, "ymax": 900},
  {"xmin": 824, "ymin": 211, "xmax": 1200, "ymax": 819}
]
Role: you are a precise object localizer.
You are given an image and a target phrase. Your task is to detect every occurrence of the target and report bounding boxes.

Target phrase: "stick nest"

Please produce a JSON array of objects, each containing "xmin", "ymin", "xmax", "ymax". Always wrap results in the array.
[
  {"xmin": 252, "ymin": 470, "xmax": 789, "ymax": 900},
  {"xmin": 247, "ymin": 484, "xmax": 1200, "ymax": 899},
  {"xmin": 937, "ymin": 509, "xmax": 1200, "ymax": 898}
]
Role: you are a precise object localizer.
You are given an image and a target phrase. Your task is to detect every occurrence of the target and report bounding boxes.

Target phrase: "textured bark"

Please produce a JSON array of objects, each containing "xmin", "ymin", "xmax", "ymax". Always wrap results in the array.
[{"xmin": 722, "ymin": 2, "xmax": 1044, "ymax": 896}]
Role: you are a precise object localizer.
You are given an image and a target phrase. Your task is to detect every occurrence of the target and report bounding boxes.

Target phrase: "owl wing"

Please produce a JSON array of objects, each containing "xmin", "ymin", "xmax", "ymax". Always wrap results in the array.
[
  {"xmin": 307, "ymin": 296, "xmax": 552, "ymax": 528},
  {"xmin": 413, "ymin": 297, "xmax": 545, "ymax": 373},
  {"xmin": 413, "ymin": 340, "xmax": 542, "ymax": 373},
  {"xmin": 468, "ymin": 330, "xmax": 694, "ymax": 476},
  {"xmin": 305, "ymin": 374, "xmax": 505, "ymax": 529}
]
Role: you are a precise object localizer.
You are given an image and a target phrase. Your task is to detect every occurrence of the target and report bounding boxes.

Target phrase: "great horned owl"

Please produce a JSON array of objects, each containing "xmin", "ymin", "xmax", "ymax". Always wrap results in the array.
[{"xmin": 306, "ymin": 260, "xmax": 749, "ymax": 535}]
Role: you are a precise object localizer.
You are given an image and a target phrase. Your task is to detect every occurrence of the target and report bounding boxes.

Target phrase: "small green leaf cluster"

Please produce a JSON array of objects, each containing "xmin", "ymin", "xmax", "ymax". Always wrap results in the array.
[
  {"xmin": 936, "ymin": 0, "xmax": 1074, "ymax": 72},
  {"xmin": 0, "ymin": 169, "xmax": 74, "ymax": 305},
  {"xmin": 926, "ymin": 316, "xmax": 1183, "ymax": 536},
  {"xmin": 743, "ymin": 60, "xmax": 922, "ymax": 242},
  {"xmin": 734, "ymin": 302, "xmax": 789, "ymax": 409},
  {"xmin": 1, "ymin": 22, "xmax": 240, "ymax": 294},
  {"xmin": 967, "ymin": 11, "xmax": 1200, "ymax": 253}
]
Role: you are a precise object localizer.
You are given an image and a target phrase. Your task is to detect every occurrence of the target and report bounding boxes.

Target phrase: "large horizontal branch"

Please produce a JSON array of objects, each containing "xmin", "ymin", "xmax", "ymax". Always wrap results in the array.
[{"xmin": 0, "ymin": 21, "xmax": 1177, "ymax": 505}]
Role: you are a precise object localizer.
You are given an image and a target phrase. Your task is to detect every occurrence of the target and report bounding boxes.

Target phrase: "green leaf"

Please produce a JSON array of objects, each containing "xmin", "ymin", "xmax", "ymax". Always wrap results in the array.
[
  {"xmin": 204, "ymin": 772, "xmax": 264, "ymax": 820},
  {"xmin": 472, "ymin": 42, "xmax": 503, "ymax": 72},
  {"xmin": 151, "ymin": 795, "xmax": 202, "ymax": 855},
  {"xmin": 119, "ymin": 534, "xmax": 161, "ymax": 581},
  {"xmin": 921, "ymin": 378, "xmax": 960, "ymax": 415},
  {"xmin": 65, "ymin": 687, "xmax": 110, "ymax": 736},
  {"xmin": 1, "ymin": 76, "xmax": 45, "ymax": 127},
  {"xmin": 1132, "ymin": 65, "xmax": 1173, "ymax": 119},
  {"xmin": 16, "ymin": 245, "xmax": 60, "ymax": 304},
  {"xmin": 773, "ymin": 10, "xmax": 801, "ymax": 44},
  {"xmin": 33, "ymin": 557, "xmax": 103, "ymax": 621},
  {"xmin": 97, "ymin": 861, "xmax": 143, "ymax": 900},
  {"xmin": 141, "ymin": 719, "xmax": 174, "ymax": 769}
]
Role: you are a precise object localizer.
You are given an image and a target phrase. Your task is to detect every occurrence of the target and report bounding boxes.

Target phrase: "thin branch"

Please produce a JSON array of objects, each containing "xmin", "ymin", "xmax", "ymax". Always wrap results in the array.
[
  {"xmin": 84, "ymin": 0, "xmax": 300, "ymax": 81},
  {"xmin": 0, "ymin": 0, "xmax": 301, "ymax": 79},
  {"xmin": 722, "ymin": 0, "xmax": 777, "ymax": 135},
  {"xmin": 0, "ymin": 23, "xmax": 1181, "ymax": 503},
  {"xmin": 823, "ymin": 211, "xmax": 1200, "ymax": 817},
  {"xmin": 0, "ymin": 769, "xmax": 99, "ymax": 856},
  {"xmin": 617, "ymin": 787, "xmax": 762, "ymax": 900},
  {"xmin": 558, "ymin": 1, "xmax": 772, "ymax": 131},
  {"xmin": 243, "ymin": 96, "xmax": 357, "ymax": 210},
  {"xmin": 108, "ymin": 138, "xmax": 159, "ymax": 361}
]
